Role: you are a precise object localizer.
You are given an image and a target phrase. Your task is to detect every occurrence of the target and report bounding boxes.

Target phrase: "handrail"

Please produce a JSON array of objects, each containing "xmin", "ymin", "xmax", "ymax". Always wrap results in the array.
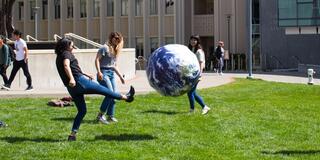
[
  {"xmin": 291, "ymin": 55, "xmax": 301, "ymax": 64},
  {"xmin": 64, "ymin": 33, "xmax": 102, "ymax": 48},
  {"xmin": 26, "ymin": 35, "xmax": 39, "ymax": 42},
  {"xmin": 5, "ymin": 38, "xmax": 13, "ymax": 43},
  {"xmin": 270, "ymin": 55, "xmax": 283, "ymax": 69},
  {"xmin": 53, "ymin": 34, "xmax": 62, "ymax": 42},
  {"xmin": 53, "ymin": 34, "xmax": 79, "ymax": 49}
]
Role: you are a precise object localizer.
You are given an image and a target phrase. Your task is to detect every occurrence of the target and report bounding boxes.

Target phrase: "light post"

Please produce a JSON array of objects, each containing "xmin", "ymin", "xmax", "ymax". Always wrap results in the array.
[
  {"xmin": 226, "ymin": 14, "xmax": 231, "ymax": 71},
  {"xmin": 34, "ymin": 0, "xmax": 40, "ymax": 40},
  {"xmin": 247, "ymin": 0, "xmax": 253, "ymax": 79}
]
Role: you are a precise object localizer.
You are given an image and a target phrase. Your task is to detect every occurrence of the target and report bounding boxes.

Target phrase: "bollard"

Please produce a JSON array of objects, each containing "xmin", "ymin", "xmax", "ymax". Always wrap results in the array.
[{"xmin": 307, "ymin": 68, "xmax": 316, "ymax": 85}]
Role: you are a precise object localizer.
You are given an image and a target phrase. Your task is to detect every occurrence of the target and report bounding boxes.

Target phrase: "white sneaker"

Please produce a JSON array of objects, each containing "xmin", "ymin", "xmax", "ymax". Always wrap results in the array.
[
  {"xmin": 219, "ymin": 72, "xmax": 223, "ymax": 76},
  {"xmin": 201, "ymin": 106, "xmax": 211, "ymax": 115}
]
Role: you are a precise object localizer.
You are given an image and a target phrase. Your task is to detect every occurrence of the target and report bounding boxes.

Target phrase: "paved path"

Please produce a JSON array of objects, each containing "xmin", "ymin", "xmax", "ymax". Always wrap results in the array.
[{"xmin": 0, "ymin": 71, "xmax": 318, "ymax": 98}]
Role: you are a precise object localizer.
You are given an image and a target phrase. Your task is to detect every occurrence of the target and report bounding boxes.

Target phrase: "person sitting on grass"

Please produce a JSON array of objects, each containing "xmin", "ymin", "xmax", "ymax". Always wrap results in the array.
[{"xmin": 55, "ymin": 38, "xmax": 135, "ymax": 141}]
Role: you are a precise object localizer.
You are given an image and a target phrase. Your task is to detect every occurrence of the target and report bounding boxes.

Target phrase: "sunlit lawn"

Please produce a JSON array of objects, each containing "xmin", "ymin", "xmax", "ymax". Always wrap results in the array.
[{"xmin": 0, "ymin": 79, "xmax": 320, "ymax": 159}]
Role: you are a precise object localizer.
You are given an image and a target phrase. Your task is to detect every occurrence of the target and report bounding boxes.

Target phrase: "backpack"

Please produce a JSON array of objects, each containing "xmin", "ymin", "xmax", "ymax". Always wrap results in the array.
[
  {"xmin": 2, "ymin": 44, "xmax": 15, "ymax": 62},
  {"xmin": 215, "ymin": 46, "xmax": 222, "ymax": 59},
  {"xmin": 7, "ymin": 45, "xmax": 16, "ymax": 61}
]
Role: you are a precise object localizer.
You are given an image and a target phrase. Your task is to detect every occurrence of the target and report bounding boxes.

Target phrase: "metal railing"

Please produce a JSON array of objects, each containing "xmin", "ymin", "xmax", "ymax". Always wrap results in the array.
[
  {"xmin": 64, "ymin": 33, "xmax": 102, "ymax": 48},
  {"xmin": 53, "ymin": 34, "xmax": 62, "ymax": 42},
  {"xmin": 26, "ymin": 35, "xmax": 39, "ymax": 42},
  {"xmin": 270, "ymin": 55, "xmax": 283, "ymax": 69}
]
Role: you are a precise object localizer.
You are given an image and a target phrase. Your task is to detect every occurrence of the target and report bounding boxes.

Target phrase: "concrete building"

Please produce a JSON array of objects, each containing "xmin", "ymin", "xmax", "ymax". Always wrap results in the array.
[{"xmin": 11, "ymin": 0, "xmax": 320, "ymax": 71}]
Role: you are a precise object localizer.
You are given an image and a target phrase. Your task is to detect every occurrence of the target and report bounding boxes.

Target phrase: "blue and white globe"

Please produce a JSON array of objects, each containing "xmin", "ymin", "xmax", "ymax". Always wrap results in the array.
[{"xmin": 146, "ymin": 44, "xmax": 200, "ymax": 96}]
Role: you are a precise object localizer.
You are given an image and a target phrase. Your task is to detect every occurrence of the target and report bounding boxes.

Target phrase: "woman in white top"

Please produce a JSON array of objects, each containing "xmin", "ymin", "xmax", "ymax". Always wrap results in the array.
[{"xmin": 187, "ymin": 35, "xmax": 210, "ymax": 115}]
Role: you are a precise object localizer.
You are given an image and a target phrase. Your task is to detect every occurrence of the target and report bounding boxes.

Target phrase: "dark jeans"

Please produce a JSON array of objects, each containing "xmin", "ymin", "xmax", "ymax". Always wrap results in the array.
[
  {"xmin": 98, "ymin": 69, "xmax": 116, "ymax": 116},
  {"xmin": 7, "ymin": 60, "xmax": 32, "ymax": 87},
  {"xmin": 0, "ymin": 65, "xmax": 8, "ymax": 84},
  {"xmin": 66, "ymin": 75, "xmax": 123, "ymax": 133},
  {"xmin": 187, "ymin": 82, "xmax": 206, "ymax": 110}
]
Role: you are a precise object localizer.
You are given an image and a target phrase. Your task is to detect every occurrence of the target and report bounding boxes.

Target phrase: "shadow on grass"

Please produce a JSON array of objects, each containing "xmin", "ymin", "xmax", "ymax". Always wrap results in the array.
[
  {"xmin": 94, "ymin": 134, "xmax": 156, "ymax": 141},
  {"xmin": 261, "ymin": 150, "xmax": 320, "ymax": 155},
  {"xmin": 51, "ymin": 117, "xmax": 96, "ymax": 124},
  {"xmin": 141, "ymin": 109, "xmax": 181, "ymax": 115},
  {"xmin": 0, "ymin": 137, "xmax": 62, "ymax": 143}
]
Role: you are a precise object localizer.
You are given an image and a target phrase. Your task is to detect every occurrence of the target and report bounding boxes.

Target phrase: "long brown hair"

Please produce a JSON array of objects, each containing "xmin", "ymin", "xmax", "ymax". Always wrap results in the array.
[{"xmin": 107, "ymin": 32, "xmax": 123, "ymax": 57}]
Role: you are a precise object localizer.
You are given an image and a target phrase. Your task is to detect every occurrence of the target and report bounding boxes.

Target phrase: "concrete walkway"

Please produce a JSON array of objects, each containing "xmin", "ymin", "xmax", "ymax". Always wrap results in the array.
[{"xmin": 0, "ymin": 71, "xmax": 319, "ymax": 98}]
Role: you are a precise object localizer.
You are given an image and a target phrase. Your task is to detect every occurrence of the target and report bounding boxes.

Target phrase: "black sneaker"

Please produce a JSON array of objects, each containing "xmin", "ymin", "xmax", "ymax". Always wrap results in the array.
[
  {"xmin": 125, "ymin": 86, "xmax": 135, "ymax": 102},
  {"xmin": 2, "ymin": 84, "xmax": 11, "ymax": 90},
  {"xmin": 68, "ymin": 135, "xmax": 76, "ymax": 141},
  {"xmin": 25, "ymin": 86, "xmax": 34, "ymax": 91}
]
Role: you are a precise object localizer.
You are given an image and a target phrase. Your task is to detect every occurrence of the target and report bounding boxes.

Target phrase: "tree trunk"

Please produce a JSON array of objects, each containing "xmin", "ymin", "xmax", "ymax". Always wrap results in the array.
[
  {"xmin": 0, "ymin": 0, "xmax": 16, "ymax": 38},
  {"xmin": 6, "ymin": 0, "xmax": 16, "ymax": 38}
]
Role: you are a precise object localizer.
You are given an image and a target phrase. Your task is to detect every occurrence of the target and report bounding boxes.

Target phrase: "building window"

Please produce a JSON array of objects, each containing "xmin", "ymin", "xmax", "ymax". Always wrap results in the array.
[
  {"xmin": 150, "ymin": 0, "xmax": 158, "ymax": 15},
  {"xmin": 42, "ymin": 0, "xmax": 48, "ymax": 19},
  {"xmin": 121, "ymin": 0, "xmax": 128, "ymax": 16},
  {"xmin": 30, "ymin": 0, "xmax": 35, "ymax": 20},
  {"xmin": 18, "ymin": 2, "xmax": 24, "ymax": 20},
  {"xmin": 165, "ymin": 37, "xmax": 174, "ymax": 44},
  {"xmin": 194, "ymin": 0, "xmax": 213, "ymax": 15},
  {"xmin": 67, "ymin": 0, "xmax": 73, "ymax": 18},
  {"xmin": 80, "ymin": 0, "xmax": 87, "ymax": 18},
  {"xmin": 135, "ymin": 0, "xmax": 143, "ymax": 16},
  {"xmin": 107, "ymin": 0, "xmax": 114, "ymax": 16},
  {"xmin": 54, "ymin": 0, "xmax": 60, "ymax": 19},
  {"xmin": 94, "ymin": 0, "xmax": 100, "ymax": 17},
  {"xmin": 150, "ymin": 37, "xmax": 159, "ymax": 53},
  {"xmin": 278, "ymin": 0, "xmax": 320, "ymax": 26},
  {"xmin": 165, "ymin": 0, "xmax": 174, "ymax": 14},
  {"xmin": 136, "ymin": 37, "xmax": 144, "ymax": 58}
]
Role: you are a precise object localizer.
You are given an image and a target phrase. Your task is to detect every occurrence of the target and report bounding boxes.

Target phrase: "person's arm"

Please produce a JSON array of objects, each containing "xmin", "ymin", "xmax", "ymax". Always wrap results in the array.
[
  {"xmin": 113, "ymin": 61, "xmax": 125, "ymax": 84},
  {"xmin": 23, "ymin": 47, "xmax": 29, "ymax": 63},
  {"xmin": 63, "ymin": 59, "xmax": 76, "ymax": 87},
  {"xmin": 95, "ymin": 53, "xmax": 103, "ymax": 81}
]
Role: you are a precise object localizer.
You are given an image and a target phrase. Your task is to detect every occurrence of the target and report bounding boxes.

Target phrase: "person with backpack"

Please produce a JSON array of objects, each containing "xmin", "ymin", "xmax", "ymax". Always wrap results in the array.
[
  {"xmin": 215, "ymin": 41, "xmax": 225, "ymax": 75},
  {"xmin": 2, "ymin": 30, "xmax": 33, "ymax": 91},
  {"xmin": 0, "ymin": 35, "xmax": 11, "ymax": 86}
]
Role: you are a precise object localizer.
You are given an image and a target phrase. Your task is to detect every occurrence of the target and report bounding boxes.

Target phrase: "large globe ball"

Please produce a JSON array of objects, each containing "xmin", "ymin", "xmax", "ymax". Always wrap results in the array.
[{"xmin": 146, "ymin": 44, "xmax": 201, "ymax": 96}]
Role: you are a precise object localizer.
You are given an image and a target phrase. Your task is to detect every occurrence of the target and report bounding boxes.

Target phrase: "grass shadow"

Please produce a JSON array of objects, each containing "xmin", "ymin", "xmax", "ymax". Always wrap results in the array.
[
  {"xmin": 94, "ymin": 134, "xmax": 156, "ymax": 141},
  {"xmin": 141, "ymin": 109, "xmax": 181, "ymax": 115},
  {"xmin": 51, "ymin": 117, "xmax": 97, "ymax": 124},
  {"xmin": 261, "ymin": 150, "xmax": 320, "ymax": 155},
  {"xmin": 0, "ymin": 137, "xmax": 62, "ymax": 143}
]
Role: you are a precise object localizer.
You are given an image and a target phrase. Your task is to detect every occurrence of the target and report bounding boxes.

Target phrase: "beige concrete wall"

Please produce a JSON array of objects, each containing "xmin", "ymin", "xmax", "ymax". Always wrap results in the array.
[
  {"xmin": 0, "ymin": 49, "xmax": 136, "ymax": 89},
  {"xmin": 135, "ymin": 17, "xmax": 144, "ymax": 37},
  {"xmin": 91, "ymin": 18, "xmax": 100, "ymax": 39},
  {"xmin": 149, "ymin": 16, "xmax": 158, "ymax": 37},
  {"xmin": 164, "ymin": 16, "xmax": 174, "ymax": 36},
  {"xmin": 120, "ymin": 18, "xmax": 129, "ymax": 36}
]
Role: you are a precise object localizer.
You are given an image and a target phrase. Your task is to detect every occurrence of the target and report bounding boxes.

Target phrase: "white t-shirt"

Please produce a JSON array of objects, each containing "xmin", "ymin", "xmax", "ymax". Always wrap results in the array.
[{"xmin": 14, "ymin": 39, "xmax": 27, "ymax": 61}]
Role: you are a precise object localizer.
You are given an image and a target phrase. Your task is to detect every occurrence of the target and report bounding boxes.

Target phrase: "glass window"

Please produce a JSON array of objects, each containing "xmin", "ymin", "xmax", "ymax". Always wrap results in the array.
[
  {"xmin": 165, "ymin": 0, "xmax": 174, "ymax": 14},
  {"xmin": 150, "ymin": 0, "xmax": 158, "ymax": 15},
  {"xmin": 94, "ymin": 0, "xmax": 100, "ymax": 17},
  {"xmin": 121, "ymin": 0, "xmax": 128, "ymax": 16},
  {"xmin": 165, "ymin": 37, "xmax": 174, "ymax": 44},
  {"xmin": 150, "ymin": 37, "xmax": 159, "ymax": 53},
  {"xmin": 80, "ymin": 0, "xmax": 87, "ymax": 18},
  {"xmin": 194, "ymin": 0, "xmax": 213, "ymax": 15},
  {"xmin": 54, "ymin": 0, "xmax": 60, "ymax": 19},
  {"xmin": 18, "ymin": 2, "xmax": 24, "ymax": 20},
  {"xmin": 136, "ymin": 37, "xmax": 144, "ymax": 58},
  {"xmin": 30, "ymin": 0, "xmax": 35, "ymax": 20},
  {"xmin": 107, "ymin": 0, "xmax": 114, "ymax": 16},
  {"xmin": 135, "ymin": 0, "xmax": 143, "ymax": 16},
  {"xmin": 278, "ymin": 0, "xmax": 320, "ymax": 27},
  {"xmin": 42, "ymin": 0, "xmax": 48, "ymax": 19},
  {"xmin": 67, "ymin": 0, "xmax": 73, "ymax": 18}
]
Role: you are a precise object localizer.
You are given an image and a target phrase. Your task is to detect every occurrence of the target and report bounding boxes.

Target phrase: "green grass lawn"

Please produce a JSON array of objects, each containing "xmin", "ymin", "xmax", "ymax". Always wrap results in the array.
[{"xmin": 0, "ymin": 79, "xmax": 320, "ymax": 160}]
